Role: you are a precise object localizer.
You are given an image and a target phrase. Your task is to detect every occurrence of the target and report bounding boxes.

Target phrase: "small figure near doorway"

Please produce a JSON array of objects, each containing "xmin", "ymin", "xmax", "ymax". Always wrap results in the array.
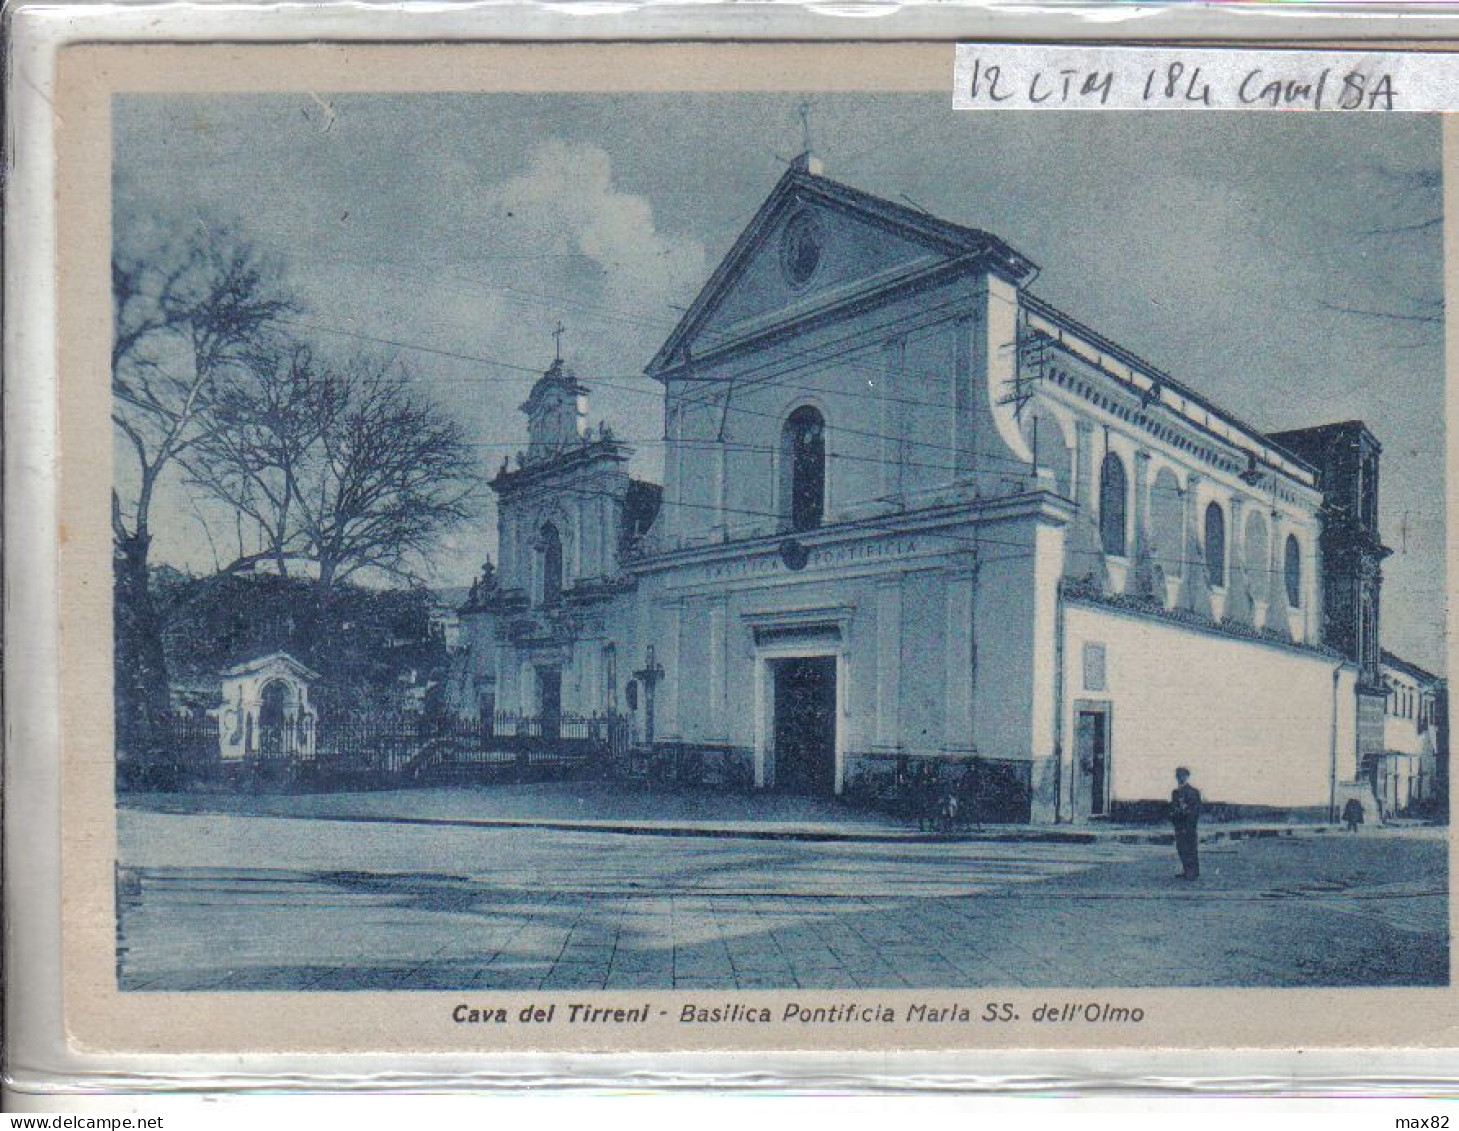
[
  {"xmin": 1170, "ymin": 766, "xmax": 1202, "ymax": 881},
  {"xmin": 1342, "ymin": 796, "xmax": 1366, "ymax": 833}
]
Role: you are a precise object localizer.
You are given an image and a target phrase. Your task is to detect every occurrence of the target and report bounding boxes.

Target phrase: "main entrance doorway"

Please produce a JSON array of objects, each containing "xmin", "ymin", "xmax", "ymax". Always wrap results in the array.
[
  {"xmin": 771, "ymin": 656, "xmax": 837, "ymax": 795},
  {"xmin": 536, "ymin": 667, "xmax": 562, "ymax": 740},
  {"xmin": 1074, "ymin": 705, "xmax": 1111, "ymax": 819}
]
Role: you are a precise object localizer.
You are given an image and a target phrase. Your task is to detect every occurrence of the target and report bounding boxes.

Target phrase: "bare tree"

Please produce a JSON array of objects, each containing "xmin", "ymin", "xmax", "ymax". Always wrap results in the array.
[
  {"xmin": 112, "ymin": 216, "xmax": 295, "ymax": 746},
  {"xmin": 190, "ymin": 349, "xmax": 479, "ymax": 605},
  {"xmin": 183, "ymin": 338, "xmax": 327, "ymax": 577}
]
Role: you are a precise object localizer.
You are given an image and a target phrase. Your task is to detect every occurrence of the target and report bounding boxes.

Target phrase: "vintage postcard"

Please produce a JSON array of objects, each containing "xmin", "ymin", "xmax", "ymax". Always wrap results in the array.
[{"xmin": 43, "ymin": 40, "xmax": 1455, "ymax": 1056}]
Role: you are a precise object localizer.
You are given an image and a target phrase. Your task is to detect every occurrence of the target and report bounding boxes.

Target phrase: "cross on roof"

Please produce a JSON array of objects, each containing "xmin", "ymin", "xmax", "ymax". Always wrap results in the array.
[
  {"xmin": 552, "ymin": 320, "xmax": 566, "ymax": 362},
  {"xmin": 798, "ymin": 100, "xmax": 813, "ymax": 155}
]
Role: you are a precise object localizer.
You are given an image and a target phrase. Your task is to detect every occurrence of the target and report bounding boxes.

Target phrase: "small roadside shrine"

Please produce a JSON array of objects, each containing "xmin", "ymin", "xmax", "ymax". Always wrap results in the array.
[{"xmin": 212, "ymin": 652, "xmax": 320, "ymax": 762}]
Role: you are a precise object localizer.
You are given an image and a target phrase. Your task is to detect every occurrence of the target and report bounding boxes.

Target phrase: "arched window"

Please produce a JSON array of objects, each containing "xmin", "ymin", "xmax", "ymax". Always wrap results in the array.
[
  {"xmin": 782, "ymin": 406, "xmax": 826, "ymax": 533},
  {"xmin": 1098, "ymin": 452, "xmax": 1127, "ymax": 557},
  {"xmin": 1204, "ymin": 502, "xmax": 1226, "ymax": 587},
  {"xmin": 1284, "ymin": 534, "xmax": 1302, "ymax": 608},
  {"xmin": 539, "ymin": 522, "xmax": 563, "ymax": 607}
]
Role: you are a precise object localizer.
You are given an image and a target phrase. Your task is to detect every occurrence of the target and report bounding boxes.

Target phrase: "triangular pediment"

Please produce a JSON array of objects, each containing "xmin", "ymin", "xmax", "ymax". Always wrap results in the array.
[
  {"xmin": 694, "ymin": 196, "xmax": 945, "ymax": 343},
  {"xmin": 647, "ymin": 162, "xmax": 1036, "ymax": 377},
  {"xmin": 222, "ymin": 651, "xmax": 320, "ymax": 683}
]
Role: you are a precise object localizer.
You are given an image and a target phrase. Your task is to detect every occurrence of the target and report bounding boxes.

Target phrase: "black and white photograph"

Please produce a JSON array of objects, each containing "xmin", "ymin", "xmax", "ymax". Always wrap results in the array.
[{"xmin": 106, "ymin": 76, "xmax": 1447, "ymax": 998}]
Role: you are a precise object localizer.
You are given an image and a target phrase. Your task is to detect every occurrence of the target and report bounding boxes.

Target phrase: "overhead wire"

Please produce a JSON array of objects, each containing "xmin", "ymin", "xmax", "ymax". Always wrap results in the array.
[
  {"xmin": 286, "ymin": 262, "xmax": 1295, "ymax": 494},
  {"xmin": 278, "ymin": 310, "xmax": 1309, "ymax": 581},
  {"xmin": 504, "ymin": 475, "xmax": 1304, "ymax": 584}
]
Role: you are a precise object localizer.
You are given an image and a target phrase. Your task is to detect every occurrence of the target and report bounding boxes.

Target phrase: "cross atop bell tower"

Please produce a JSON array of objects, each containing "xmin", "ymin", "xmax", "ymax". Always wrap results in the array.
[{"xmin": 520, "ymin": 323, "xmax": 589, "ymax": 463}]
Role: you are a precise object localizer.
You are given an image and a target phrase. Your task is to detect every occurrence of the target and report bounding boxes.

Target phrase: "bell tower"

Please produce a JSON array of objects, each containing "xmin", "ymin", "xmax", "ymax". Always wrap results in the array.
[
  {"xmin": 1269, "ymin": 420, "xmax": 1392, "ymax": 771},
  {"xmin": 521, "ymin": 325, "xmax": 588, "ymax": 463}
]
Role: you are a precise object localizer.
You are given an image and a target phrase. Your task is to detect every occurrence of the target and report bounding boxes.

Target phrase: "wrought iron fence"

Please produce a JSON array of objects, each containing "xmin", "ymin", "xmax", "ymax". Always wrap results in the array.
[
  {"xmin": 154, "ymin": 716, "xmax": 222, "ymax": 763},
  {"xmin": 131, "ymin": 710, "xmax": 631, "ymax": 787}
]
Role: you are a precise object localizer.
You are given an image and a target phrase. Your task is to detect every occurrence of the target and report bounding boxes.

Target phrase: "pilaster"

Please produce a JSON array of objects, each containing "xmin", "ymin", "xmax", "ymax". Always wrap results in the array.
[
  {"xmin": 942, "ymin": 566, "xmax": 976, "ymax": 754},
  {"xmin": 499, "ymin": 515, "xmax": 517, "ymax": 590},
  {"xmin": 712, "ymin": 442, "xmax": 727, "ymax": 538},
  {"xmin": 662, "ymin": 599, "xmax": 683, "ymax": 740},
  {"xmin": 571, "ymin": 506, "xmax": 584, "ymax": 582},
  {"xmin": 1129, "ymin": 448, "xmax": 1158, "ymax": 602},
  {"xmin": 1264, "ymin": 509, "xmax": 1293, "ymax": 639},
  {"xmin": 1177, "ymin": 471, "xmax": 1213, "ymax": 618},
  {"xmin": 598, "ymin": 496, "xmax": 611, "ymax": 578},
  {"xmin": 664, "ymin": 404, "xmax": 683, "ymax": 547},
  {"xmin": 874, "ymin": 578, "xmax": 902, "ymax": 749},
  {"xmin": 1225, "ymin": 495, "xmax": 1254, "ymax": 625},
  {"xmin": 880, "ymin": 338, "xmax": 905, "ymax": 501},
  {"xmin": 1064, "ymin": 418, "xmax": 1109, "ymax": 591},
  {"xmin": 953, "ymin": 316, "xmax": 976, "ymax": 480},
  {"xmin": 709, "ymin": 600, "xmax": 728, "ymax": 741}
]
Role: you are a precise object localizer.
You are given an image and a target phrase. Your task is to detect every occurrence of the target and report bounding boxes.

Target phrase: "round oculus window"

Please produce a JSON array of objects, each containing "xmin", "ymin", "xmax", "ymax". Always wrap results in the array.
[{"xmin": 780, "ymin": 210, "xmax": 823, "ymax": 288}]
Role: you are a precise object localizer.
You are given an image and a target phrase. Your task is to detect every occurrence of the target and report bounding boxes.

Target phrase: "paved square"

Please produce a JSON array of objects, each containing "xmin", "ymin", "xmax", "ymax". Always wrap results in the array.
[{"xmin": 116, "ymin": 804, "xmax": 1447, "ymax": 990}]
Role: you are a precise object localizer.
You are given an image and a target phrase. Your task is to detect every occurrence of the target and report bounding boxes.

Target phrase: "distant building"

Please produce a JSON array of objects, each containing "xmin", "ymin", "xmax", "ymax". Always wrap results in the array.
[
  {"xmin": 1378, "ymin": 650, "xmax": 1448, "ymax": 816},
  {"xmin": 452, "ymin": 154, "xmax": 1431, "ymax": 823},
  {"xmin": 428, "ymin": 596, "xmax": 464, "ymax": 651}
]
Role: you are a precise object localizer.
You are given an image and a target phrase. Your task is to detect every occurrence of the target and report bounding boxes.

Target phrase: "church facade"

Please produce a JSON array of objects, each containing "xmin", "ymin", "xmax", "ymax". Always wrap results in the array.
[{"xmin": 451, "ymin": 155, "xmax": 1393, "ymax": 824}]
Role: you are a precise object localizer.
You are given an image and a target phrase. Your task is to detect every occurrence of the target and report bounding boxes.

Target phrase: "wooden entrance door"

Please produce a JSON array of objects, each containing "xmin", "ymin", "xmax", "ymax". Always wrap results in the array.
[
  {"xmin": 1075, "ymin": 707, "xmax": 1111, "ymax": 818},
  {"xmin": 537, "ymin": 667, "xmax": 562, "ymax": 740},
  {"xmin": 772, "ymin": 656, "xmax": 837, "ymax": 795}
]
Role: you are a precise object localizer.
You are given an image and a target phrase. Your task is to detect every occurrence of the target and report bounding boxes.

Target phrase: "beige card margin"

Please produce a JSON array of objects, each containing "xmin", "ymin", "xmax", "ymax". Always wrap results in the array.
[{"xmin": 55, "ymin": 40, "xmax": 1459, "ymax": 1055}]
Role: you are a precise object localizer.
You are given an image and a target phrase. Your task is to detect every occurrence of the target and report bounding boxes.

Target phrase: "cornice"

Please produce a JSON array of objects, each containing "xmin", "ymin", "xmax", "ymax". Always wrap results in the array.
[
  {"xmin": 651, "ymin": 254, "xmax": 984, "ymax": 385},
  {"xmin": 1024, "ymin": 297, "xmax": 1320, "ymax": 495},
  {"xmin": 1061, "ymin": 578, "xmax": 1346, "ymax": 665},
  {"xmin": 628, "ymin": 489, "xmax": 1074, "ymax": 577},
  {"xmin": 491, "ymin": 439, "xmax": 632, "ymax": 495},
  {"xmin": 1040, "ymin": 350, "xmax": 1323, "ymax": 510}
]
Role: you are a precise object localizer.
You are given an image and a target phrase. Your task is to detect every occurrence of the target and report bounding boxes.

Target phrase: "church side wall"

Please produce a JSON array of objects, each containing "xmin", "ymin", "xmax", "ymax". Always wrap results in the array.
[{"xmin": 1062, "ymin": 601, "xmax": 1358, "ymax": 817}]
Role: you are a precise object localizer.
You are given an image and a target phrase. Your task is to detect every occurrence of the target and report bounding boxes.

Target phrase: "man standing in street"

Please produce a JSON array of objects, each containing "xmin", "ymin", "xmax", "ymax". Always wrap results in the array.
[{"xmin": 1170, "ymin": 766, "xmax": 1202, "ymax": 880}]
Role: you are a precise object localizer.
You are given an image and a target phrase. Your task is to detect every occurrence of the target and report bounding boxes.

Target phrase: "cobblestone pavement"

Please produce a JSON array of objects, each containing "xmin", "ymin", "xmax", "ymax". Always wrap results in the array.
[
  {"xmin": 116, "ymin": 811, "xmax": 1447, "ymax": 991},
  {"xmin": 120, "ymin": 782, "xmax": 910, "ymax": 835}
]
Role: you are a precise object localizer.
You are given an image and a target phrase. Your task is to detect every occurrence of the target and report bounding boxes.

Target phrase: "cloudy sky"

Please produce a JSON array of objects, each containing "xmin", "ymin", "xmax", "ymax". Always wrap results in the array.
[{"xmin": 115, "ymin": 95, "xmax": 1446, "ymax": 672}]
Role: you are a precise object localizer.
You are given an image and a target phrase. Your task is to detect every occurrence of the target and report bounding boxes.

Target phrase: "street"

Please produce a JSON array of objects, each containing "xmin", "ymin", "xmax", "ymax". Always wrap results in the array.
[{"xmin": 116, "ymin": 803, "xmax": 1448, "ymax": 991}]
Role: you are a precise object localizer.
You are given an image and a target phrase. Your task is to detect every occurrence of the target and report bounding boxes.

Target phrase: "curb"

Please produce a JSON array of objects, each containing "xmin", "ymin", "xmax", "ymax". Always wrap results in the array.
[{"xmin": 121, "ymin": 803, "xmax": 1440, "ymax": 845}]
